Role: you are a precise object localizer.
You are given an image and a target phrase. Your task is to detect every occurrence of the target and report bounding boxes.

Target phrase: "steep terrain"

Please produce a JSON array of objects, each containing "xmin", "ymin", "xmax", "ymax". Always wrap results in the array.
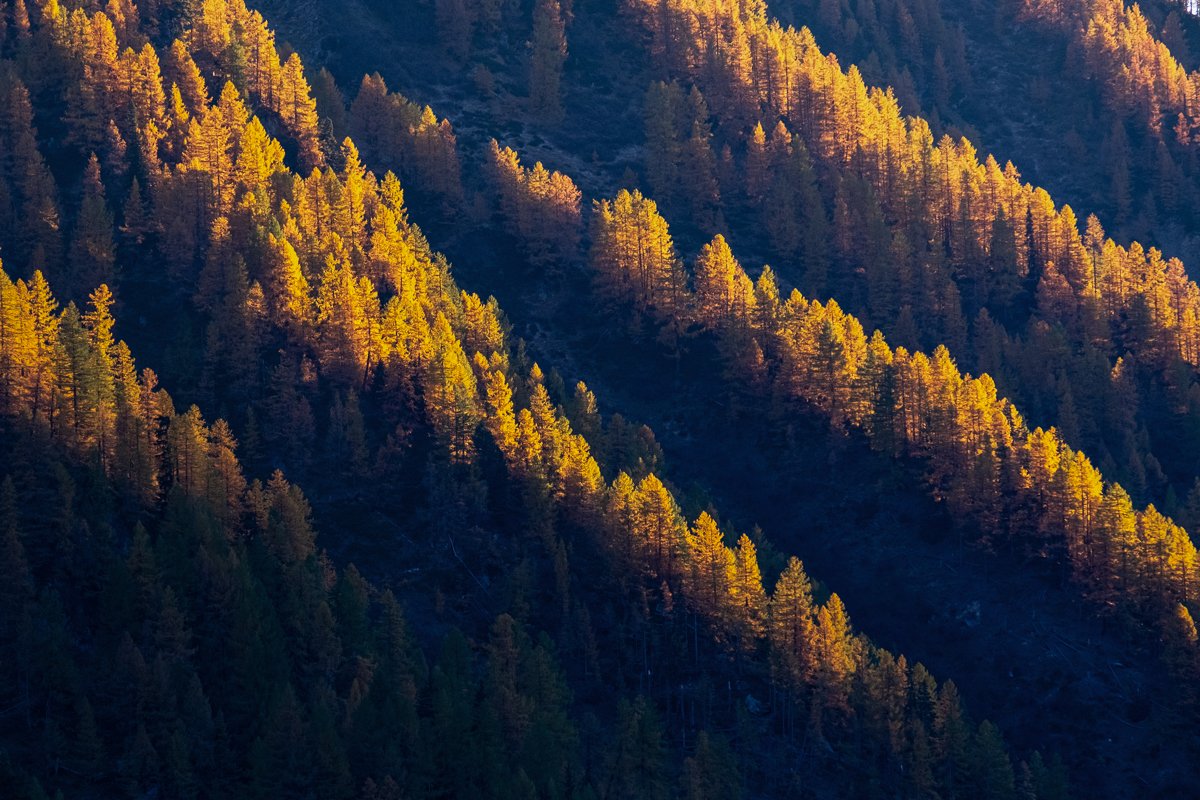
[
  {"xmin": 1, "ymin": 0, "xmax": 1199, "ymax": 796},
  {"xmin": 247, "ymin": 0, "xmax": 1200, "ymax": 796},
  {"xmin": 0, "ymin": 1, "xmax": 1078, "ymax": 799}
]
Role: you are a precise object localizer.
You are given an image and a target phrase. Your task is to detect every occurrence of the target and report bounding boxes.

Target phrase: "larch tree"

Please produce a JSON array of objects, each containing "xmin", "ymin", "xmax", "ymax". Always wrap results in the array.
[
  {"xmin": 487, "ymin": 140, "xmax": 581, "ymax": 268},
  {"xmin": 590, "ymin": 189, "xmax": 687, "ymax": 321},
  {"xmin": 167, "ymin": 38, "xmax": 210, "ymax": 113},
  {"xmin": 634, "ymin": 473, "xmax": 686, "ymax": 581},
  {"xmin": 767, "ymin": 557, "xmax": 817, "ymax": 690},
  {"xmin": 81, "ymin": 284, "xmax": 118, "ymax": 469},
  {"xmin": 811, "ymin": 593, "xmax": 856, "ymax": 731},
  {"xmin": 423, "ymin": 312, "xmax": 483, "ymax": 463},
  {"xmin": 315, "ymin": 257, "xmax": 380, "ymax": 389},
  {"xmin": 23, "ymin": 270, "xmax": 60, "ymax": 426},
  {"xmin": 731, "ymin": 534, "xmax": 767, "ymax": 646},
  {"xmin": 744, "ymin": 122, "xmax": 769, "ymax": 204},
  {"xmin": 684, "ymin": 512, "xmax": 734, "ymax": 629},
  {"xmin": 481, "ymin": 359, "xmax": 519, "ymax": 463},
  {"xmin": 278, "ymin": 52, "xmax": 323, "ymax": 170},
  {"xmin": 0, "ymin": 267, "xmax": 35, "ymax": 416},
  {"xmin": 693, "ymin": 234, "xmax": 743, "ymax": 329}
]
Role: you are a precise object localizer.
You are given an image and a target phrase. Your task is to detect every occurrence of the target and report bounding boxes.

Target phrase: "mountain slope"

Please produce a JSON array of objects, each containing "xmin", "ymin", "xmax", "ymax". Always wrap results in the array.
[{"xmin": 0, "ymin": 1, "xmax": 1066, "ymax": 798}]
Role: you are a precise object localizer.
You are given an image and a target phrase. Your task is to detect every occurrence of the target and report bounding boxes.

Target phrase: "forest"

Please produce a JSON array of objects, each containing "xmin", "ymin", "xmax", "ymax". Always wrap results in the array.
[{"xmin": 0, "ymin": 0, "xmax": 1197, "ymax": 797}]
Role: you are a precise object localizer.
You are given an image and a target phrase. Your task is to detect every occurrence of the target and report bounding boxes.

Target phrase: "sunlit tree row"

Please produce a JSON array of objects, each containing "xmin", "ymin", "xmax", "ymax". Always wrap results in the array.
[
  {"xmin": 622, "ymin": 0, "xmax": 1200, "ymax": 378},
  {"xmin": 0, "ymin": 263, "xmax": 1058, "ymax": 797},
  {"xmin": 487, "ymin": 139, "xmax": 582, "ymax": 268},
  {"xmin": 591, "ymin": 189, "xmax": 1200, "ymax": 667},
  {"xmin": 612, "ymin": 0, "xmax": 1200, "ymax": 547},
  {"xmin": 0, "ymin": 0, "xmax": 1060, "ymax": 796}
]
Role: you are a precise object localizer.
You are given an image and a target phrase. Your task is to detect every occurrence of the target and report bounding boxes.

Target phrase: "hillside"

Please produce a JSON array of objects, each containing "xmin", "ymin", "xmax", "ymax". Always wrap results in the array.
[{"xmin": 0, "ymin": 0, "xmax": 1198, "ymax": 798}]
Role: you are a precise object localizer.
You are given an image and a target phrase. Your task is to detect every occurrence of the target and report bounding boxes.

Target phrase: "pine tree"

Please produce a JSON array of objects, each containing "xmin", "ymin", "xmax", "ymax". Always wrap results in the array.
[
  {"xmin": 610, "ymin": 698, "xmax": 668, "ymax": 800},
  {"xmin": 528, "ymin": 0, "xmax": 567, "ymax": 120},
  {"xmin": 0, "ymin": 475, "xmax": 32, "ymax": 656},
  {"xmin": 681, "ymin": 87, "xmax": 720, "ymax": 227},
  {"xmin": 683, "ymin": 731, "xmax": 741, "ymax": 800},
  {"xmin": 435, "ymin": 0, "xmax": 473, "ymax": 60},
  {"xmin": 643, "ymin": 81, "xmax": 684, "ymax": 201},
  {"xmin": 969, "ymin": 721, "xmax": 1016, "ymax": 800}
]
